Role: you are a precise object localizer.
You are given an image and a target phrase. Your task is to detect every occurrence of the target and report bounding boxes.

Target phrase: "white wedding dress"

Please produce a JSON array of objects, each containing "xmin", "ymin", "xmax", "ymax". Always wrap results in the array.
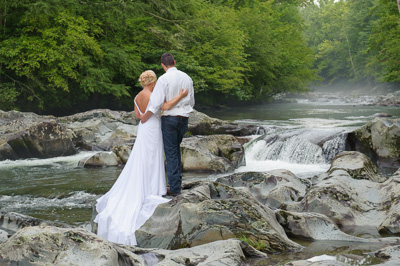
[{"xmin": 94, "ymin": 97, "xmax": 169, "ymax": 245}]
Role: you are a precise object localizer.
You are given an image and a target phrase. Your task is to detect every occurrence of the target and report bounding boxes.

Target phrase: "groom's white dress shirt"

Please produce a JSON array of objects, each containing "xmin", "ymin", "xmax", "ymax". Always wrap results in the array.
[{"xmin": 148, "ymin": 67, "xmax": 195, "ymax": 117}]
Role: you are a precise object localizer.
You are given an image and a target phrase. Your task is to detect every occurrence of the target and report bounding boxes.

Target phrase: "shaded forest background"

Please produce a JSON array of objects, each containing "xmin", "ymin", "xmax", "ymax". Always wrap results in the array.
[{"xmin": 0, "ymin": 0, "xmax": 399, "ymax": 115}]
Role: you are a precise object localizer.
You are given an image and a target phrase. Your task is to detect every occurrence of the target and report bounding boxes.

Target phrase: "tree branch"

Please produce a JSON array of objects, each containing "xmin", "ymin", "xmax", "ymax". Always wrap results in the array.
[{"xmin": 4, "ymin": 74, "xmax": 42, "ymax": 101}]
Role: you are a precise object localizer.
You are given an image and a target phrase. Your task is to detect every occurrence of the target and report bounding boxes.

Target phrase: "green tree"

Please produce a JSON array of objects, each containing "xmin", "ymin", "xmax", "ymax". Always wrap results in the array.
[{"xmin": 368, "ymin": 0, "xmax": 400, "ymax": 83}]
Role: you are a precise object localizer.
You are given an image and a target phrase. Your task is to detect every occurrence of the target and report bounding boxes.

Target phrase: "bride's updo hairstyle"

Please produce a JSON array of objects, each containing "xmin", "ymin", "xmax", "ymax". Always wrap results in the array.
[{"xmin": 139, "ymin": 70, "xmax": 157, "ymax": 87}]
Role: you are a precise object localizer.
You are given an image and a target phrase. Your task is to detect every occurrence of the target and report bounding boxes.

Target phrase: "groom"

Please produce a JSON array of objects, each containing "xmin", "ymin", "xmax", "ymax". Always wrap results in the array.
[{"xmin": 141, "ymin": 53, "xmax": 195, "ymax": 196}]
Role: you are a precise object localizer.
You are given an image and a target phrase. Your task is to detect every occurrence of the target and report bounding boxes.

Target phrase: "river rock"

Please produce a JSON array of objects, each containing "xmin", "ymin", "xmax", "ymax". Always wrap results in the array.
[
  {"xmin": 135, "ymin": 181, "xmax": 302, "ymax": 253},
  {"xmin": 373, "ymin": 91, "xmax": 400, "ymax": 107},
  {"xmin": 0, "ymin": 116, "xmax": 77, "ymax": 160},
  {"xmin": 375, "ymin": 245, "xmax": 400, "ymax": 265},
  {"xmin": 0, "ymin": 226, "xmax": 145, "ymax": 265},
  {"xmin": 216, "ymin": 170, "xmax": 307, "ymax": 209},
  {"xmin": 328, "ymin": 151, "xmax": 383, "ymax": 182},
  {"xmin": 347, "ymin": 117, "xmax": 400, "ymax": 168},
  {"xmin": 78, "ymin": 151, "xmax": 122, "ymax": 167},
  {"xmin": 61, "ymin": 109, "xmax": 138, "ymax": 151},
  {"xmin": 0, "ymin": 212, "xmax": 70, "ymax": 236},
  {"xmin": 0, "ymin": 229, "xmax": 8, "ymax": 244},
  {"xmin": 147, "ymin": 239, "xmax": 267, "ymax": 266},
  {"xmin": 276, "ymin": 210, "xmax": 366, "ymax": 242},
  {"xmin": 181, "ymin": 135, "xmax": 245, "ymax": 173},
  {"xmin": 0, "ymin": 225, "xmax": 267, "ymax": 266},
  {"xmin": 112, "ymin": 144, "xmax": 133, "ymax": 164},
  {"xmin": 189, "ymin": 110, "xmax": 263, "ymax": 136},
  {"xmin": 287, "ymin": 167, "xmax": 400, "ymax": 236}
]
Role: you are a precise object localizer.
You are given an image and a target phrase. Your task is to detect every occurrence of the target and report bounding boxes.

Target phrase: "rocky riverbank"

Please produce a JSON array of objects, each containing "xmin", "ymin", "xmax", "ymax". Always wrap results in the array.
[
  {"xmin": 1, "ymin": 151, "xmax": 400, "ymax": 265},
  {"xmin": 0, "ymin": 109, "xmax": 259, "ymax": 172},
  {"xmin": 1, "ymin": 108, "xmax": 400, "ymax": 265}
]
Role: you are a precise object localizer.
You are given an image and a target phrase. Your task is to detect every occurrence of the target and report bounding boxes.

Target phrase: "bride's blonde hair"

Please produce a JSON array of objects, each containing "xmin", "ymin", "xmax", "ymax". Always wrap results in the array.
[{"xmin": 139, "ymin": 70, "xmax": 157, "ymax": 87}]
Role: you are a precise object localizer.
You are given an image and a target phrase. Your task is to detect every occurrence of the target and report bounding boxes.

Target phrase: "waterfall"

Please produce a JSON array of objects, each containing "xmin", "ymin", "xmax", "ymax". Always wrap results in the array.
[
  {"xmin": 246, "ymin": 131, "xmax": 347, "ymax": 165},
  {"xmin": 322, "ymin": 133, "xmax": 348, "ymax": 162}
]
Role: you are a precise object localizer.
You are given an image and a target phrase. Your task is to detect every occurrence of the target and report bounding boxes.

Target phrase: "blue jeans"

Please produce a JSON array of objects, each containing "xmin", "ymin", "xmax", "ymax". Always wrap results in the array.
[{"xmin": 161, "ymin": 116, "xmax": 188, "ymax": 194}]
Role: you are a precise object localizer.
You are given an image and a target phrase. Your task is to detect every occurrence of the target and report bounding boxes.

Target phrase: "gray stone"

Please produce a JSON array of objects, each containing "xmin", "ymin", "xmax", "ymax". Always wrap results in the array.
[
  {"xmin": 0, "ymin": 229, "xmax": 8, "ymax": 244},
  {"xmin": 328, "ymin": 151, "xmax": 383, "ymax": 182},
  {"xmin": 348, "ymin": 118, "xmax": 400, "ymax": 168},
  {"xmin": 216, "ymin": 170, "xmax": 307, "ymax": 209},
  {"xmin": 151, "ymin": 239, "xmax": 262, "ymax": 266},
  {"xmin": 136, "ymin": 181, "xmax": 302, "ymax": 253},
  {"xmin": 78, "ymin": 151, "xmax": 122, "ymax": 167},
  {"xmin": 0, "ymin": 119, "xmax": 77, "ymax": 160},
  {"xmin": 112, "ymin": 144, "xmax": 133, "ymax": 164},
  {"xmin": 62, "ymin": 109, "xmax": 138, "ymax": 152},
  {"xmin": 181, "ymin": 135, "xmax": 245, "ymax": 173},
  {"xmin": 0, "ymin": 225, "xmax": 267, "ymax": 266},
  {"xmin": 0, "ymin": 212, "xmax": 70, "ymax": 235},
  {"xmin": 287, "ymin": 168, "xmax": 400, "ymax": 235},
  {"xmin": 188, "ymin": 110, "xmax": 262, "ymax": 136},
  {"xmin": 0, "ymin": 226, "xmax": 145, "ymax": 265},
  {"xmin": 276, "ymin": 210, "xmax": 367, "ymax": 242},
  {"xmin": 375, "ymin": 245, "xmax": 400, "ymax": 265}
]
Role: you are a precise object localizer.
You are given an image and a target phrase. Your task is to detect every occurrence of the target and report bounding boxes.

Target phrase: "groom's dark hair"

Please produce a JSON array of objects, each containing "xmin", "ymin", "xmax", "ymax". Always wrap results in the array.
[{"xmin": 161, "ymin": 53, "xmax": 175, "ymax": 67}]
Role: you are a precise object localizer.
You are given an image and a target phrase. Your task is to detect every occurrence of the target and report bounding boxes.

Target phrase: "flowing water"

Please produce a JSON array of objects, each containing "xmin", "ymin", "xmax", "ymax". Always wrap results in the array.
[{"xmin": 1, "ymin": 93, "xmax": 399, "ymax": 264}]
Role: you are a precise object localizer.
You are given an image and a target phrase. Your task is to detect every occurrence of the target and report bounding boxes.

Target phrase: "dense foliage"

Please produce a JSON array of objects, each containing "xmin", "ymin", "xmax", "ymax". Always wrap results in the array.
[
  {"xmin": 0, "ymin": 0, "xmax": 315, "ymax": 113},
  {"xmin": 301, "ymin": 0, "xmax": 400, "ymax": 87},
  {"xmin": 0, "ymin": 0, "xmax": 399, "ymax": 114}
]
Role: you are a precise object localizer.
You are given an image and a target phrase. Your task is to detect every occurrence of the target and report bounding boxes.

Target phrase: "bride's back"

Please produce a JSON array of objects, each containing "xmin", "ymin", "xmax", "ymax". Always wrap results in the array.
[{"xmin": 135, "ymin": 90, "xmax": 151, "ymax": 114}]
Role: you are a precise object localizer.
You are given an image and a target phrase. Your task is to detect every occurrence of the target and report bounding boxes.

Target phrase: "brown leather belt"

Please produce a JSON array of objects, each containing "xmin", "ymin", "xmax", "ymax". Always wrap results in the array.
[{"xmin": 165, "ymin": 115, "xmax": 187, "ymax": 118}]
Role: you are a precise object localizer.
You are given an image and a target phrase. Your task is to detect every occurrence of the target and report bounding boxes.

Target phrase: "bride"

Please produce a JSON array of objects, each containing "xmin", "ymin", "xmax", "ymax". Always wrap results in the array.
[{"xmin": 94, "ymin": 70, "xmax": 188, "ymax": 245}]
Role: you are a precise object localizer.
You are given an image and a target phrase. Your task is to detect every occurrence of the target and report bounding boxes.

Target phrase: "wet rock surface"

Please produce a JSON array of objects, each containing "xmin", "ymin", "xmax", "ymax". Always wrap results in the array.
[
  {"xmin": 347, "ymin": 117, "xmax": 400, "ymax": 168},
  {"xmin": 136, "ymin": 181, "xmax": 301, "ymax": 253},
  {"xmin": 0, "ymin": 225, "xmax": 266, "ymax": 265},
  {"xmin": 181, "ymin": 134, "xmax": 245, "ymax": 173}
]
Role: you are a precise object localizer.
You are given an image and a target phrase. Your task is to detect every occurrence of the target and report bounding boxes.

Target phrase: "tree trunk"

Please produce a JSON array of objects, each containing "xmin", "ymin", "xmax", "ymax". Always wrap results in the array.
[
  {"xmin": 397, "ymin": 0, "xmax": 400, "ymax": 15},
  {"xmin": 345, "ymin": 34, "xmax": 357, "ymax": 80}
]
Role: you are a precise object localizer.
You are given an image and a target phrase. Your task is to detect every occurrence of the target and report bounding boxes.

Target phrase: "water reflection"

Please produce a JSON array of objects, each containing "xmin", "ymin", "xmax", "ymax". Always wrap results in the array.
[{"xmin": 251, "ymin": 239, "xmax": 386, "ymax": 265}]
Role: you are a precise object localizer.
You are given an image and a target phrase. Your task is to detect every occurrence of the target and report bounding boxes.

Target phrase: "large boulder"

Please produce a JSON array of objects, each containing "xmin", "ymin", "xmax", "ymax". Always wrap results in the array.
[
  {"xmin": 276, "ymin": 210, "xmax": 368, "ymax": 242},
  {"xmin": 61, "ymin": 109, "xmax": 138, "ymax": 151},
  {"xmin": 0, "ymin": 114, "xmax": 77, "ymax": 160},
  {"xmin": 0, "ymin": 225, "xmax": 267, "ymax": 266},
  {"xmin": 0, "ymin": 226, "xmax": 145, "ymax": 265},
  {"xmin": 188, "ymin": 110, "xmax": 262, "ymax": 136},
  {"xmin": 287, "ymin": 167, "xmax": 400, "ymax": 235},
  {"xmin": 347, "ymin": 118, "xmax": 400, "ymax": 168},
  {"xmin": 135, "ymin": 181, "xmax": 302, "ymax": 253},
  {"xmin": 181, "ymin": 135, "xmax": 245, "ymax": 173},
  {"xmin": 78, "ymin": 151, "xmax": 122, "ymax": 167},
  {"xmin": 216, "ymin": 170, "xmax": 307, "ymax": 209},
  {"xmin": 0, "ymin": 212, "xmax": 70, "ymax": 235},
  {"xmin": 147, "ymin": 239, "xmax": 267, "ymax": 266},
  {"xmin": 328, "ymin": 151, "xmax": 382, "ymax": 182}
]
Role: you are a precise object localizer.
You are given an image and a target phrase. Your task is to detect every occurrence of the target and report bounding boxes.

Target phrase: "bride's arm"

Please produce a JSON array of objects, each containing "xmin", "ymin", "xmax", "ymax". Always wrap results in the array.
[
  {"xmin": 134, "ymin": 103, "xmax": 141, "ymax": 119},
  {"xmin": 161, "ymin": 89, "xmax": 188, "ymax": 111}
]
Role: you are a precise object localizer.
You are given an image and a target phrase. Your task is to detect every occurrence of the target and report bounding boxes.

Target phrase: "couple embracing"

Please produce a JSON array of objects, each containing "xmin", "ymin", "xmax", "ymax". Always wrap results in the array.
[{"xmin": 94, "ymin": 53, "xmax": 195, "ymax": 245}]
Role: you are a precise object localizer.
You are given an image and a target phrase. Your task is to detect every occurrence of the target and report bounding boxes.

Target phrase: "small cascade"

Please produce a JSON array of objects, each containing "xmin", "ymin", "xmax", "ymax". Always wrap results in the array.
[
  {"xmin": 246, "ymin": 131, "xmax": 348, "ymax": 165},
  {"xmin": 322, "ymin": 133, "xmax": 348, "ymax": 162},
  {"xmin": 247, "ymin": 135, "xmax": 326, "ymax": 164}
]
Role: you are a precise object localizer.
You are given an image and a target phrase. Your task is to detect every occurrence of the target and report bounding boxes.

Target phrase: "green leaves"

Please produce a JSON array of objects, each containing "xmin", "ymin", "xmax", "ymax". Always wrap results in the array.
[
  {"xmin": 302, "ymin": 0, "xmax": 400, "ymax": 87},
  {"xmin": 0, "ymin": 0, "xmax": 319, "ymax": 112}
]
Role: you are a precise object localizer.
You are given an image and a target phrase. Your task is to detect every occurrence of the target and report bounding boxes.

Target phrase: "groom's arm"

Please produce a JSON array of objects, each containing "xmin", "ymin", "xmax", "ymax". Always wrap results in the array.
[{"xmin": 148, "ymin": 77, "xmax": 166, "ymax": 114}]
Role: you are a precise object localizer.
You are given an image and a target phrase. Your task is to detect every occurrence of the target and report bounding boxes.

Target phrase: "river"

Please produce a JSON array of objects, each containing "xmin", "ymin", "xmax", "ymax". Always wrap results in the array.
[{"xmin": 1, "ymin": 93, "xmax": 399, "ymax": 264}]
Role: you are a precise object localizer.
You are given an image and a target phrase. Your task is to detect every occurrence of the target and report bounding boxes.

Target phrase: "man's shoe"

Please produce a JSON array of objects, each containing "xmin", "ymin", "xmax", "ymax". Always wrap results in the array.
[{"xmin": 167, "ymin": 188, "xmax": 181, "ymax": 197}]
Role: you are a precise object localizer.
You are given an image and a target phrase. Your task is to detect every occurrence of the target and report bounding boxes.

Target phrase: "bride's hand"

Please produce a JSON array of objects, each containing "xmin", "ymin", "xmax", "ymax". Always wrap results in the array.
[{"xmin": 179, "ymin": 88, "xmax": 188, "ymax": 99}]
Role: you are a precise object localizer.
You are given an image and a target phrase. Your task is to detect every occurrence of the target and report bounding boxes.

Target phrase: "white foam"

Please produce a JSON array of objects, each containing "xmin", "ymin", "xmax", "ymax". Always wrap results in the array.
[
  {"xmin": 235, "ymin": 159, "xmax": 330, "ymax": 179},
  {"xmin": 0, "ymin": 191, "xmax": 97, "ymax": 211},
  {"xmin": 307, "ymin": 254, "xmax": 337, "ymax": 262},
  {"xmin": 0, "ymin": 151, "xmax": 99, "ymax": 169}
]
